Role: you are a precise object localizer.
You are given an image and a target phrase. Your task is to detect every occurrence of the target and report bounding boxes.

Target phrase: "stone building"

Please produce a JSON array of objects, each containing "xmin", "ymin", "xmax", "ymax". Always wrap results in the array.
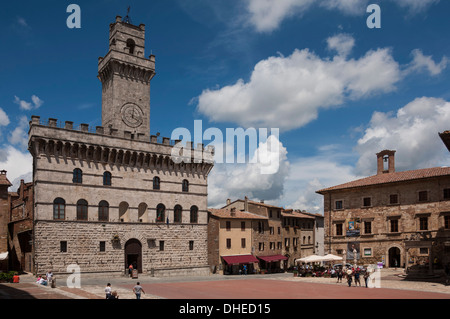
[
  {"xmin": 222, "ymin": 198, "xmax": 288, "ymax": 271},
  {"xmin": 0, "ymin": 170, "xmax": 12, "ymax": 271},
  {"xmin": 316, "ymin": 150, "xmax": 450, "ymax": 270},
  {"xmin": 207, "ymin": 207, "xmax": 265, "ymax": 275},
  {"xmin": 28, "ymin": 16, "xmax": 213, "ymax": 276}
]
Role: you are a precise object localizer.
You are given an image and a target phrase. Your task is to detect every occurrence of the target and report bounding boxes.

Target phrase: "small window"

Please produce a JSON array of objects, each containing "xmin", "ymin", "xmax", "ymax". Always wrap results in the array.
[
  {"xmin": 418, "ymin": 191, "xmax": 428, "ymax": 202},
  {"xmin": 103, "ymin": 171, "xmax": 112, "ymax": 186},
  {"xmin": 259, "ymin": 242, "xmax": 264, "ymax": 251},
  {"xmin": 364, "ymin": 248, "xmax": 372, "ymax": 256},
  {"xmin": 241, "ymin": 221, "xmax": 245, "ymax": 231},
  {"xmin": 389, "ymin": 194, "xmax": 398, "ymax": 204},
  {"xmin": 336, "ymin": 223, "xmax": 343, "ymax": 236},
  {"xmin": 153, "ymin": 177, "xmax": 160, "ymax": 190},
  {"xmin": 159, "ymin": 240, "xmax": 165, "ymax": 251},
  {"xmin": 182, "ymin": 179, "xmax": 189, "ymax": 192},
  {"xmin": 100, "ymin": 241, "xmax": 106, "ymax": 252},
  {"xmin": 53, "ymin": 198, "xmax": 65, "ymax": 220},
  {"xmin": 419, "ymin": 217, "xmax": 428, "ymax": 230},
  {"xmin": 190, "ymin": 205, "xmax": 198, "ymax": 223},
  {"xmin": 390, "ymin": 219, "xmax": 399, "ymax": 232},
  {"xmin": 335, "ymin": 200, "xmax": 343, "ymax": 210},
  {"xmin": 420, "ymin": 247, "xmax": 428, "ymax": 255},
  {"xmin": 60, "ymin": 241, "xmax": 67, "ymax": 253},
  {"xmin": 174, "ymin": 205, "xmax": 182, "ymax": 223},
  {"xmin": 226, "ymin": 221, "xmax": 231, "ymax": 231},
  {"xmin": 241, "ymin": 238, "xmax": 246, "ymax": 248},
  {"xmin": 73, "ymin": 168, "xmax": 82, "ymax": 183},
  {"xmin": 189, "ymin": 241, "xmax": 194, "ymax": 251},
  {"xmin": 126, "ymin": 38, "xmax": 136, "ymax": 55},
  {"xmin": 445, "ymin": 215, "xmax": 450, "ymax": 229},
  {"xmin": 443, "ymin": 189, "xmax": 450, "ymax": 200},
  {"xmin": 363, "ymin": 197, "xmax": 371, "ymax": 207},
  {"xmin": 98, "ymin": 200, "xmax": 109, "ymax": 221},
  {"xmin": 156, "ymin": 204, "xmax": 165, "ymax": 223},
  {"xmin": 364, "ymin": 221, "xmax": 372, "ymax": 234},
  {"xmin": 77, "ymin": 199, "xmax": 88, "ymax": 220},
  {"xmin": 226, "ymin": 238, "xmax": 231, "ymax": 249}
]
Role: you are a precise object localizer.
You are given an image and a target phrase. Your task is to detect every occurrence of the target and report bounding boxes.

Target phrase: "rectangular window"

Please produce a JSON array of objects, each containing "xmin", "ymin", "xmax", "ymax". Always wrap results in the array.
[
  {"xmin": 60, "ymin": 241, "xmax": 67, "ymax": 253},
  {"xmin": 284, "ymin": 238, "xmax": 290, "ymax": 247},
  {"xmin": 364, "ymin": 248, "xmax": 372, "ymax": 256},
  {"xmin": 241, "ymin": 221, "xmax": 246, "ymax": 231},
  {"xmin": 241, "ymin": 238, "xmax": 246, "ymax": 248},
  {"xmin": 390, "ymin": 219, "xmax": 399, "ymax": 233},
  {"xmin": 420, "ymin": 247, "xmax": 429, "ymax": 255},
  {"xmin": 100, "ymin": 241, "xmax": 106, "ymax": 252},
  {"xmin": 389, "ymin": 194, "xmax": 399, "ymax": 204},
  {"xmin": 258, "ymin": 221, "xmax": 264, "ymax": 234},
  {"xmin": 444, "ymin": 189, "xmax": 450, "ymax": 199},
  {"xmin": 270, "ymin": 227, "xmax": 274, "ymax": 235},
  {"xmin": 226, "ymin": 238, "xmax": 231, "ymax": 249},
  {"xmin": 278, "ymin": 227, "xmax": 281, "ymax": 235},
  {"xmin": 363, "ymin": 197, "xmax": 371, "ymax": 207},
  {"xmin": 336, "ymin": 223, "xmax": 343, "ymax": 236},
  {"xmin": 259, "ymin": 242, "xmax": 264, "ymax": 251},
  {"xmin": 418, "ymin": 191, "xmax": 428, "ymax": 202},
  {"xmin": 189, "ymin": 240, "xmax": 194, "ymax": 250},
  {"xmin": 419, "ymin": 217, "xmax": 428, "ymax": 231},
  {"xmin": 159, "ymin": 240, "xmax": 165, "ymax": 251},
  {"xmin": 226, "ymin": 221, "xmax": 231, "ymax": 231},
  {"xmin": 364, "ymin": 221, "xmax": 372, "ymax": 234},
  {"xmin": 335, "ymin": 200, "xmax": 343, "ymax": 210},
  {"xmin": 270, "ymin": 242, "xmax": 275, "ymax": 250},
  {"xmin": 269, "ymin": 210, "xmax": 273, "ymax": 218},
  {"xmin": 277, "ymin": 242, "xmax": 282, "ymax": 249},
  {"xmin": 445, "ymin": 215, "xmax": 450, "ymax": 230}
]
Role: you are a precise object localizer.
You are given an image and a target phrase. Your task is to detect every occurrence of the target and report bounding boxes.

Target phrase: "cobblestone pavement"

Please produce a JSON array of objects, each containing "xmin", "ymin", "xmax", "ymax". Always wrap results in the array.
[{"xmin": 2, "ymin": 268, "xmax": 449, "ymax": 299}]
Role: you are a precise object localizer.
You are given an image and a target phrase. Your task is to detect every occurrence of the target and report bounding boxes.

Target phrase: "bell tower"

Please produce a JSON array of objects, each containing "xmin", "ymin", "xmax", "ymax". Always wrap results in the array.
[{"xmin": 98, "ymin": 15, "xmax": 156, "ymax": 140}]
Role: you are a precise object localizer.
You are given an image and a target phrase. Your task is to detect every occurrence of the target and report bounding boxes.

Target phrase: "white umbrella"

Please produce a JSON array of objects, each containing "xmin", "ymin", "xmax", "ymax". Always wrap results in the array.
[
  {"xmin": 322, "ymin": 254, "xmax": 343, "ymax": 261},
  {"xmin": 296, "ymin": 255, "xmax": 327, "ymax": 263}
]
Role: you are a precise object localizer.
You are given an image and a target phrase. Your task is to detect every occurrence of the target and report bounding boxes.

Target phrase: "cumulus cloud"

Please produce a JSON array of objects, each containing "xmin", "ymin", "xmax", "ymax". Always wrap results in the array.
[
  {"xmin": 355, "ymin": 97, "xmax": 450, "ymax": 176},
  {"xmin": 326, "ymin": 33, "xmax": 355, "ymax": 58},
  {"xmin": 14, "ymin": 95, "xmax": 43, "ymax": 110},
  {"xmin": 207, "ymin": 134, "xmax": 290, "ymax": 208},
  {"xmin": 8, "ymin": 116, "xmax": 29, "ymax": 150},
  {"xmin": 405, "ymin": 49, "xmax": 448, "ymax": 76},
  {"xmin": 0, "ymin": 145, "xmax": 32, "ymax": 190},
  {"xmin": 0, "ymin": 108, "xmax": 10, "ymax": 126},
  {"xmin": 197, "ymin": 38, "xmax": 401, "ymax": 131}
]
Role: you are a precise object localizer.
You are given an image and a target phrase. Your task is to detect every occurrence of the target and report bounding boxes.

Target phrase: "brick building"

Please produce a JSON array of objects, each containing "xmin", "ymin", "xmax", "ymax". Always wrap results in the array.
[
  {"xmin": 0, "ymin": 170, "xmax": 12, "ymax": 271},
  {"xmin": 28, "ymin": 16, "xmax": 213, "ymax": 276},
  {"xmin": 316, "ymin": 150, "xmax": 450, "ymax": 270}
]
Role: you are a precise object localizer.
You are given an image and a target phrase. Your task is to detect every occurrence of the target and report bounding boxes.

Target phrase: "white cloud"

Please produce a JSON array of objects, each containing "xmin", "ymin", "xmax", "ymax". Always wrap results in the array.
[
  {"xmin": 197, "ymin": 38, "xmax": 401, "ymax": 131},
  {"xmin": 14, "ymin": 95, "xmax": 43, "ymax": 110},
  {"xmin": 8, "ymin": 116, "xmax": 29, "ymax": 150},
  {"xmin": 0, "ymin": 145, "xmax": 32, "ymax": 191},
  {"xmin": 395, "ymin": 0, "xmax": 440, "ymax": 14},
  {"xmin": 355, "ymin": 97, "xmax": 450, "ymax": 176},
  {"xmin": 17, "ymin": 17, "xmax": 28, "ymax": 27},
  {"xmin": 207, "ymin": 134, "xmax": 290, "ymax": 208},
  {"xmin": 326, "ymin": 33, "xmax": 355, "ymax": 58},
  {"xmin": 0, "ymin": 108, "xmax": 10, "ymax": 126},
  {"xmin": 405, "ymin": 49, "xmax": 448, "ymax": 76}
]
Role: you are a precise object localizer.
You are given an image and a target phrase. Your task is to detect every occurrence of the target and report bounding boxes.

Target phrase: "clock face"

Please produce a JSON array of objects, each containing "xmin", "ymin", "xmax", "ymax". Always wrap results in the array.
[{"xmin": 121, "ymin": 103, "xmax": 144, "ymax": 128}]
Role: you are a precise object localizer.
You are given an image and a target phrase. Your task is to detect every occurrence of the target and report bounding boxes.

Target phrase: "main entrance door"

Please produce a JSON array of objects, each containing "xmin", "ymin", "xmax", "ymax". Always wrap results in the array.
[
  {"xmin": 125, "ymin": 239, "xmax": 142, "ymax": 273},
  {"xmin": 388, "ymin": 247, "xmax": 401, "ymax": 268}
]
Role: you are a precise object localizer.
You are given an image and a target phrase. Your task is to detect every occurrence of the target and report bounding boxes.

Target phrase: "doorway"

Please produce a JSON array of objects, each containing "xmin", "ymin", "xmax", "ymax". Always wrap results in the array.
[
  {"xmin": 125, "ymin": 239, "xmax": 142, "ymax": 273},
  {"xmin": 388, "ymin": 247, "xmax": 401, "ymax": 268}
]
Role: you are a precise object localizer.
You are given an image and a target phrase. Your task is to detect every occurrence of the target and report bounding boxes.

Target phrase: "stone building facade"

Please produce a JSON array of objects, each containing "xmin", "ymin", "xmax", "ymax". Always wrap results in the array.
[
  {"xmin": 316, "ymin": 150, "xmax": 450, "ymax": 270},
  {"xmin": 0, "ymin": 170, "xmax": 12, "ymax": 271},
  {"xmin": 28, "ymin": 17, "xmax": 213, "ymax": 276}
]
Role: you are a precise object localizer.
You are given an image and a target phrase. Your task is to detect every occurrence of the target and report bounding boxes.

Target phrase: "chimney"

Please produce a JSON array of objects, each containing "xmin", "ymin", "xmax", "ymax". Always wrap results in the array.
[
  {"xmin": 260, "ymin": 200, "xmax": 264, "ymax": 204},
  {"xmin": 244, "ymin": 196, "xmax": 249, "ymax": 212},
  {"xmin": 376, "ymin": 150, "xmax": 396, "ymax": 174},
  {"xmin": 226, "ymin": 198, "xmax": 231, "ymax": 205},
  {"xmin": 20, "ymin": 179, "xmax": 24, "ymax": 199},
  {"xmin": 230, "ymin": 207, "xmax": 236, "ymax": 216}
]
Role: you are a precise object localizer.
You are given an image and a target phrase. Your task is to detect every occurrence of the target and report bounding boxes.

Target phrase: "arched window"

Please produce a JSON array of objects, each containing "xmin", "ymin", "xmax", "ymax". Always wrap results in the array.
[
  {"xmin": 77, "ymin": 199, "xmax": 88, "ymax": 220},
  {"xmin": 190, "ymin": 205, "xmax": 198, "ymax": 224},
  {"xmin": 174, "ymin": 205, "xmax": 182, "ymax": 223},
  {"xmin": 103, "ymin": 171, "xmax": 112, "ymax": 186},
  {"xmin": 156, "ymin": 204, "xmax": 165, "ymax": 223},
  {"xmin": 119, "ymin": 201, "xmax": 129, "ymax": 222},
  {"xmin": 73, "ymin": 168, "xmax": 82, "ymax": 183},
  {"xmin": 153, "ymin": 176, "xmax": 160, "ymax": 190},
  {"xmin": 126, "ymin": 38, "xmax": 136, "ymax": 55},
  {"xmin": 98, "ymin": 200, "xmax": 109, "ymax": 221},
  {"xmin": 53, "ymin": 198, "xmax": 65, "ymax": 220},
  {"xmin": 182, "ymin": 179, "xmax": 189, "ymax": 192}
]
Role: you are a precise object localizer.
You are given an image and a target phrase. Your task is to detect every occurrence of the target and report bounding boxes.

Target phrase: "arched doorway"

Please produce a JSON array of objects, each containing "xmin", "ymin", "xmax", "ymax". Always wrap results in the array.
[
  {"xmin": 125, "ymin": 239, "xmax": 142, "ymax": 273},
  {"xmin": 388, "ymin": 247, "xmax": 401, "ymax": 268}
]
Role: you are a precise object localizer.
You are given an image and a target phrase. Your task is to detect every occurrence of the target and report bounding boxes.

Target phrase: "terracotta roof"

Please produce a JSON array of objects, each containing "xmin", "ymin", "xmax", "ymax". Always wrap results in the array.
[
  {"xmin": 316, "ymin": 166, "xmax": 450, "ymax": 194},
  {"xmin": 226, "ymin": 199, "xmax": 283, "ymax": 210},
  {"xmin": 208, "ymin": 208, "xmax": 268, "ymax": 220},
  {"xmin": 0, "ymin": 171, "xmax": 12, "ymax": 187},
  {"xmin": 281, "ymin": 210, "xmax": 315, "ymax": 219}
]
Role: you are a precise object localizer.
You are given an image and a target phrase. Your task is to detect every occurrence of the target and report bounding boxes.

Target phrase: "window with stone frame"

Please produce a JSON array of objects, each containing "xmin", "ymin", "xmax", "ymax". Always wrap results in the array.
[
  {"xmin": 60, "ymin": 241, "xmax": 67, "ymax": 253},
  {"xmin": 419, "ymin": 216, "xmax": 428, "ymax": 231},
  {"xmin": 335, "ymin": 223, "xmax": 343, "ymax": 236},
  {"xmin": 76, "ymin": 199, "xmax": 88, "ymax": 220},
  {"xmin": 182, "ymin": 179, "xmax": 189, "ymax": 192},
  {"xmin": 445, "ymin": 215, "xmax": 450, "ymax": 230},
  {"xmin": 226, "ymin": 238, "xmax": 231, "ymax": 249},
  {"xmin": 156, "ymin": 204, "xmax": 165, "ymax": 223},
  {"xmin": 389, "ymin": 194, "xmax": 399, "ymax": 205},
  {"xmin": 190, "ymin": 205, "xmax": 198, "ymax": 223},
  {"xmin": 364, "ymin": 221, "xmax": 372, "ymax": 234},
  {"xmin": 418, "ymin": 191, "xmax": 428, "ymax": 202},
  {"xmin": 444, "ymin": 188, "xmax": 450, "ymax": 200},
  {"xmin": 174, "ymin": 205, "xmax": 182, "ymax": 223},
  {"xmin": 390, "ymin": 219, "xmax": 399, "ymax": 232},
  {"xmin": 189, "ymin": 240, "xmax": 194, "ymax": 250},
  {"xmin": 335, "ymin": 200, "xmax": 343, "ymax": 210},
  {"xmin": 100, "ymin": 241, "xmax": 106, "ymax": 252},
  {"xmin": 98, "ymin": 200, "xmax": 109, "ymax": 221},
  {"xmin": 363, "ymin": 197, "xmax": 371, "ymax": 207},
  {"xmin": 73, "ymin": 168, "xmax": 82, "ymax": 183},
  {"xmin": 53, "ymin": 197, "xmax": 65, "ymax": 220},
  {"xmin": 241, "ymin": 238, "xmax": 246, "ymax": 248},
  {"xmin": 153, "ymin": 176, "xmax": 160, "ymax": 190},
  {"xmin": 103, "ymin": 171, "xmax": 112, "ymax": 186}
]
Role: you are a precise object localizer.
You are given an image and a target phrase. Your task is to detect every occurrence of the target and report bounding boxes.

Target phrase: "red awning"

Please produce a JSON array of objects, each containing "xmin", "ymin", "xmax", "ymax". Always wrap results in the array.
[
  {"xmin": 222, "ymin": 255, "xmax": 259, "ymax": 265},
  {"xmin": 258, "ymin": 255, "xmax": 288, "ymax": 262}
]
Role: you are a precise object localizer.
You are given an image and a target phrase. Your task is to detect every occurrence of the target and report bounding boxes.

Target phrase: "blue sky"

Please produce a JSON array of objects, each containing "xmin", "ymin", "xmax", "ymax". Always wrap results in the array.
[{"xmin": 0, "ymin": 0, "xmax": 449, "ymax": 213}]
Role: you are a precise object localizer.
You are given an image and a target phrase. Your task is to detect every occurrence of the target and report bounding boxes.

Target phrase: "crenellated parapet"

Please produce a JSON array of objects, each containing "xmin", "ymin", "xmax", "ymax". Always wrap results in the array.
[{"xmin": 28, "ymin": 116, "xmax": 214, "ymax": 175}]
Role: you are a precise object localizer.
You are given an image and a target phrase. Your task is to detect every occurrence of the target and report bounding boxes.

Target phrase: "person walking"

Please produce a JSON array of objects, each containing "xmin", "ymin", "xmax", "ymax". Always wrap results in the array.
[
  {"xmin": 336, "ymin": 268, "xmax": 343, "ymax": 283},
  {"xmin": 363, "ymin": 270, "xmax": 370, "ymax": 288},
  {"xmin": 346, "ymin": 269, "xmax": 353, "ymax": 287},
  {"xmin": 133, "ymin": 282, "xmax": 145, "ymax": 299},
  {"xmin": 354, "ymin": 269, "xmax": 361, "ymax": 286}
]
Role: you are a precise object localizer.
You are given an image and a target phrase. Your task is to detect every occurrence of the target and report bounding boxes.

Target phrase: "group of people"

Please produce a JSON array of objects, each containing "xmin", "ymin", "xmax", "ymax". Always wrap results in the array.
[
  {"xmin": 105, "ymin": 282, "xmax": 146, "ymax": 299},
  {"xmin": 335, "ymin": 266, "xmax": 372, "ymax": 288},
  {"xmin": 36, "ymin": 270, "xmax": 53, "ymax": 287}
]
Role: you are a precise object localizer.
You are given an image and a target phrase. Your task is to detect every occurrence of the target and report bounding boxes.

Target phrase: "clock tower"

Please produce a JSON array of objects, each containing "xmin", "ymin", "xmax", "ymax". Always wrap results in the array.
[{"xmin": 98, "ymin": 16, "xmax": 156, "ymax": 140}]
